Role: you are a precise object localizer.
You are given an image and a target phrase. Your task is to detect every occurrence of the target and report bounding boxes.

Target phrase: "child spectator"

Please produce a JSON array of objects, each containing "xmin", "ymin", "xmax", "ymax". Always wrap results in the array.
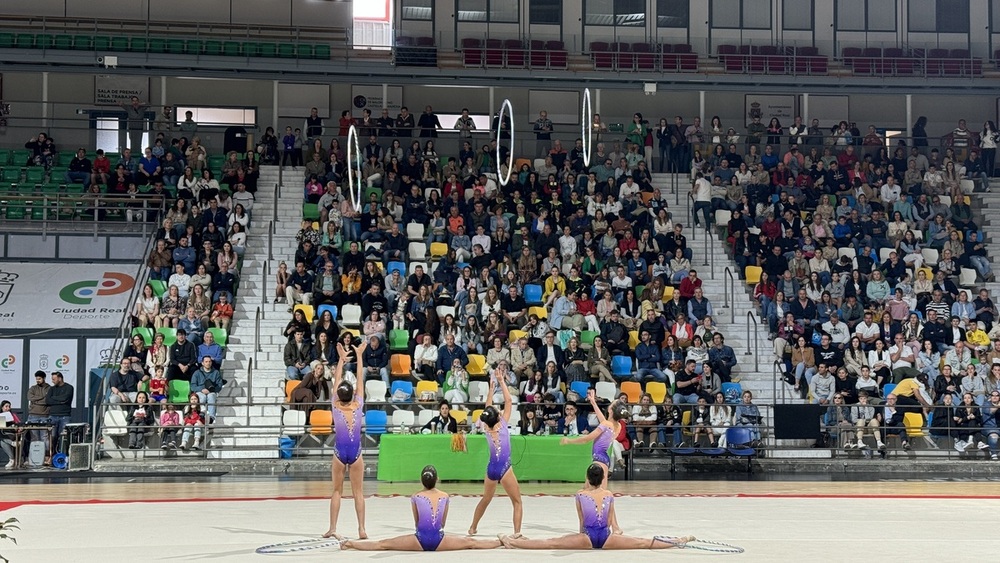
[
  {"xmin": 180, "ymin": 393, "xmax": 205, "ymax": 450},
  {"xmin": 149, "ymin": 366, "xmax": 167, "ymax": 404},
  {"xmin": 159, "ymin": 403, "xmax": 181, "ymax": 450},
  {"xmin": 126, "ymin": 392, "xmax": 155, "ymax": 449}
]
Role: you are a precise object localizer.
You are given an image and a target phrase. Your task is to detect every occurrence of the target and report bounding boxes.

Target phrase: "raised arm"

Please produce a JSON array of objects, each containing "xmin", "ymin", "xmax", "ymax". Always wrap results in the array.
[
  {"xmin": 588, "ymin": 390, "xmax": 608, "ymax": 426},
  {"xmin": 485, "ymin": 375, "xmax": 495, "ymax": 409},
  {"xmin": 353, "ymin": 341, "xmax": 368, "ymax": 399},
  {"xmin": 560, "ymin": 430, "xmax": 601, "ymax": 446},
  {"xmin": 333, "ymin": 343, "xmax": 348, "ymax": 390},
  {"xmin": 497, "ymin": 371, "xmax": 513, "ymax": 422}
]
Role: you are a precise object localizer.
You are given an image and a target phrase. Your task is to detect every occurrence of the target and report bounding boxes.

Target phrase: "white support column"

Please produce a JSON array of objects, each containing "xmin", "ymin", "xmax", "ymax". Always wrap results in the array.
[
  {"xmin": 272, "ymin": 80, "xmax": 279, "ymax": 131},
  {"xmin": 699, "ymin": 90, "xmax": 705, "ymax": 124},
  {"xmin": 905, "ymin": 94, "xmax": 912, "ymax": 142},
  {"xmin": 160, "ymin": 76, "xmax": 167, "ymax": 106},
  {"xmin": 802, "ymin": 93, "xmax": 809, "ymax": 124},
  {"xmin": 41, "ymin": 72, "xmax": 48, "ymax": 128},
  {"xmin": 595, "ymin": 88, "xmax": 601, "ymax": 115},
  {"xmin": 382, "ymin": 84, "xmax": 388, "ymax": 109}
]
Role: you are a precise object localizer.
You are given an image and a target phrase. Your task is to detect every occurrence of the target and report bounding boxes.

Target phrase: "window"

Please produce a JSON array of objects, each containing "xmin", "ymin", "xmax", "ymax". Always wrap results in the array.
[
  {"xmin": 457, "ymin": 0, "xmax": 519, "ymax": 23},
  {"xmin": 710, "ymin": 0, "xmax": 771, "ymax": 29},
  {"xmin": 783, "ymin": 0, "xmax": 814, "ymax": 30},
  {"xmin": 530, "ymin": 0, "xmax": 562, "ymax": 25},
  {"xmin": 585, "ymin": 0, "xmax": 647, "ymax": 27},
  {"xmin": 400, "ymin": 0, "xmax": 433, "ymax": 21},
  {"xmin": 172, "ymin": 107, "xmax": 257, "ymax": 128},
  {"xmin": 837, "ymin": 0, "xmax": 897, "ymax": 31},
  {"xmin": 656, "ymin": 0, "xmax": 689, "ymax": 28},
  {"xmin": 354, "ymin": 0, "xmax": 393, "ymax": 49},
  {"xmin": 908, "ymin": 0, "xmax": 970, "ymax": 33}
]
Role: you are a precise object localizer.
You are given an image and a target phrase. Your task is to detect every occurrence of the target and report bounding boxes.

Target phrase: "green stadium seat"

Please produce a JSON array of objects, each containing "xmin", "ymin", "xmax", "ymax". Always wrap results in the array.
[
  {"xmin": 57, "ymin": 153, "xmax": 74, "ymax": 166},
  {"xmin": 65, "ymin": 183, "xmax": 86, "ymax": 194},
  {"xmin": 30, "ymin": 204, "xmax": 48, "ymax": 220},
  {"xmin": 129, "ymin": 37, "xmax": 148, "ymax": 52},
  {"xmin": 36, "ymin": 35, "xmax": 54, "ymax": 50},
  {"xmin": 259, "ymin": 43, "xmax": 277, "ymax": 57},
  {"xmin": 207, "ymin": 155, "xmax": 226, "ymax": 170},
  {"xmin": 204, "ymin": 40, "xmax": 222, "ymax": 55},
  {"xmin": 1, "ymin": 169, "xmax": 20, "ymax": 183},
  {"xmin": 38, "ymin": 183, "xmax": 61, "ymax": 195},
  {"xmin": 243, "ymin": 42, "xmax": 261, "ymax": 57},
  {"xmin": 165, "ymin": 39, "xmax": 185, "ymax": 54},
  {"xmin": 110, "ymin": 37, "xmax": 128, "ymax": 51},
  {"xmin": 388, "ymin": 329, "xmax": 409, "ymax": 351},
  {"xmin": 277, "ymin": 43, "xmax": 295, "ymax": 58},
  {"xmin": 302, "ymin": 203, "xmax": 319, "ymax": 221},
  {"xmin": 0, "ymin": 150, "xmax": 10, "ymax": 166},
  {"xmin": 48, "ymin": 166, "xmax": 68, "ymax": 181},
  {"xmin": 149, "ymin": 279, "xmax": 168, "ymax": 298},
  {"xmin": 168, "ymin": 380, "xmax": 190, "ymax": 403},
  {"xmin": 25, "ymin": 168, "xmax": 45, "ymax": 184},
  {"xmin": 185, "ymin": 39, "xmax": 204, "ymax": 55},
  {"xmin": 206, "ymin": 327, "xmax": 228, "ymax": 347},
  {"xmin": 10, "ymin": 150, "xmax": 30, "ymax": 167},
  {"xmin": 15, "ymin": 34, "xmax": 34, "ymax": 49},
  {"xmin": 72, "ymin": 35, "xmax": 93, "ymax": 50},
  {"xmin": 53, "ymin": 35, "xmax": 73, "ymax": 50},
  {"xmin": 313, "ymin": 44, "xmax": 331, "ymax": 59},
  {"xmin": 94, "ymin": 36, "xmax": 111, "ymax": 51},
  {"xmin": 296, "ymin": 44, "xmax": 313, "ymax": 58},
  {"xmin": 222, "ymin": 41, "xmax": 241, "ymax": 56},
  {"xmin": 6, "ymin": 203, "xmax": 26, "ymax": 220},
  {"xmin": 156, "ymin": 327, "xmax": 177, "ymax": 347},
  {"xmin": 148, "ymin": 37, "xmax": 166, "ymax": 53},
  {"xmin": 0, "ymin": 33, "xmax": 14, "ymax": 48}
]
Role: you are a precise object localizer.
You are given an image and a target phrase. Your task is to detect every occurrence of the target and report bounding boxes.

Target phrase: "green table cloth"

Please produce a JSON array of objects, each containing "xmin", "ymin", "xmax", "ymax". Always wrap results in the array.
[{"xmin": 377, "ymin": 434, "xmax": 594, "ymax": 482}]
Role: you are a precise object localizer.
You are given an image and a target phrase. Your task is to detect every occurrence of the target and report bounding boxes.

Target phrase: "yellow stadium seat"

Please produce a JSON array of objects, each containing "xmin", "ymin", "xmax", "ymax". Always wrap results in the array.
[
  {"xmin": 681, "ymin": 410, "xmax": 693, "ymax": 436},
  {"xmin": 415, "ymin": 380, "xmax": 439, "ymax": 399},
  {"xmin": 903, "ymin": 412, "xmax": 925, "ymax": 437},
  {"xmin": 452, "ymin": 410, "xmax": 468, "ymax": 425},
  {"xmin": 508, "ymin": 329, "xmax": 528, "ymax": 343},
  {"xmin": 430, "ymin": 242, "xmax": 448, "ymax": 258},
  {"xmin": 628, "ymin": 330, "xmax": 640, "ymax": 350},
  {"xmin": 661, "ymin": 285, "xmax": 674, "ymax": 303},
  {"xmin": 528, "ymin": 306, "xmax": 547, "ymax": 319},
  {"xmin": 467, "ymin": 354, "xmax": 487, "ymax": 376},
  {"xmin": 471, "ymin": 409, "xmax": 484, "ymax": 424},
  {"xmin": 745, "ymin": 265, "xmax": 762, "ymax": 285},
  {"xmin": 646, "ymin": 382, "xmax": 667, "ymax": 403},
  {"xmin": 293, "ymin": 304, "xmax": 315, "ymax": 323}
]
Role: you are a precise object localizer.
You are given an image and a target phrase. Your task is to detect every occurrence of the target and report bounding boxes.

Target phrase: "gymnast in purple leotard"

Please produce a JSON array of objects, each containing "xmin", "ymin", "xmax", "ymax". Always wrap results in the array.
[
  {"xmin": 499, "ymin": 464, "xmax": 695, "ymax": 551},
  {"xmin": 561, "ymin": 390, "xmax": 629, "ymax": 487},
  {"xmin": 468, "ymin": 367, "xmax": 524, "ymax": 537},
  {"xmin": 324, "ymin": 342, "xmax": 369, "ymax": 541},
  {"xmin": 341, "ymin": 465, "xmax": 501, "ymax": 552}
]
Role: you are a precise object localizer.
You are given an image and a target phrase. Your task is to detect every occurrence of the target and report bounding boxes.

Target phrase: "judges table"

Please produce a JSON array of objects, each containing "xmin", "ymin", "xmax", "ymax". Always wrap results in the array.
[{"xmin": 377, "ymin": 434, "xmax": 593, "ymax": 482}]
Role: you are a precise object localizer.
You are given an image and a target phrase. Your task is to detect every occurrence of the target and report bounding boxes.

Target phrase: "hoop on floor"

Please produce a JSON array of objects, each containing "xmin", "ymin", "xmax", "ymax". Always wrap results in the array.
[
  {"xmin": 653, "ymin": 536, "xmax": 745, "ymax": 554},
  {"xmin": 495, "ymin": 98, "xmax": 514, "ymax": 187},
  {"xmin": 255, "ymin": 537, "xmax": 343, "ymax": 554},
  {"xmin": 345, "ymin": 124, "xmax": 363, "ymax": 212},
  {"xmin": 581, "ymin": 88, "xmax": 593, "ymax": 168}
]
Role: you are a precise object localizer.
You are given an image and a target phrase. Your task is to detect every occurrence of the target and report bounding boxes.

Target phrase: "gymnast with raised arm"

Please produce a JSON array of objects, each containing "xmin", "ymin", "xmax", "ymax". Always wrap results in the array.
[
  {"xmin": 500, "ymin": 463, "xmax": 695, "ymax": 550},
  {"xmin": 561, "ymin": 389, "xmax": 626, "ymax": 487},
  {"xmin": 467, "ymin": 372, "xmax": 524, "ymax": 537},
  {"xmin": 323, "ymin": 341, "xmax": 368, "ymax": 540},
  {"xmin": 340, "ymin": 465, "xmax": 502, "ymax": 552}
]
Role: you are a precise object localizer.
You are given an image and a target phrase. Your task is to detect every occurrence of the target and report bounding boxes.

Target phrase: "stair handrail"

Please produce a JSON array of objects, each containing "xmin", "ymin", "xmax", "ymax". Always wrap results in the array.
[
  {"xmin": 687, "ymin": 192, "xmax": 695, "ymax": 241},
  {"xmin": 271, "ymin": 182, "xmax": 278, "ymax": 226},
  {"xmin": 771, "ymin": 359, "xmax": 789, "ymax": 404},
  {"xmin": 246, "ymin": 357, "xmax": 253, "ymax": 426},
  {"xmin": 255, "ymin": 306, "xmax": 262, "ymax": 354},
  {"xmin": 745, "ymin": 310, "xmax": 759, "ymax": 373},
  {"xmin": 723, "ymin": 267, "xmax": 736, "ymax": 323},
  {"xmin": 268, "ymin": 219, "xmax": 275, "ymax": 261},
  {"xmin": 261, "ymin": 259, "xmax": 269, "ymax": 318}
]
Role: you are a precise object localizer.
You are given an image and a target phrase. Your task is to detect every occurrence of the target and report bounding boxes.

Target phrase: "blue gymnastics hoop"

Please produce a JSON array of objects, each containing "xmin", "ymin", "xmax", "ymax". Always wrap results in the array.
[
  {"xmin": 345, "ymin": 124, "xmax": 363, "ymax": 212},
  {"xmin": 581, "ymin": 88, "xmax": 593, "ymax": 168},
  {"xmin": 495, "ymin": 98, "xmax": 514, "ymax": 187},
  {"xmin": 255, "ymin": 537, "xmax": 343, "ymax": 554}
]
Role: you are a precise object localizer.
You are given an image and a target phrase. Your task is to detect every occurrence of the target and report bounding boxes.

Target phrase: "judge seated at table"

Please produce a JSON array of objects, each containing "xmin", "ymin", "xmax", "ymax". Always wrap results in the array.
[{"xmin": 422, "ymin": 400, "xmax": 458, "ymax": 433}]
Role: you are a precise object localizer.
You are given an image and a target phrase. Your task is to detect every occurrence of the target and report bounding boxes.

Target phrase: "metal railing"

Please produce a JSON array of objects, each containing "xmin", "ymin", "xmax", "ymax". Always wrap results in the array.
[
  {"xmin": 254, "ymin": 306, "xmax": 263, "ymax": 354},
  {"xmin": 745, "ymin": 311, "xmax": 759, "ymax": 373},
  {"xmin": 1, "ymin": 193, "xmax": 166, "ymax": 237},
  {"xmin": 260, "ymin": 260, "xmax": 268, "ymax": 313},
  {"xmin": 245, "ymin": 358, "xmax": 253, "ymax": 428},
  {"xmin": 267, "ymin": 220, "xmax": 275, "ymax": 261},
  {"xmin": 772, "ymin": 360, "xmax": 790, "ymax": 404},
  {"xmin": 722, "ymin": 267, "xmax": 736, "ymax": 324}
]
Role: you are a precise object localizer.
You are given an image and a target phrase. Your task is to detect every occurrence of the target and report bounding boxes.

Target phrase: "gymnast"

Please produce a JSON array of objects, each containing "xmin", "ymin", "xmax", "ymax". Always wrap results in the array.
[
  {"xmin": 340, "ymin": 465, "xmax": 502, "ymax": 551},
  {"xmin": 560, "ymin": 389, "xmax": 627, "ymax": 487},
  {"xmin": 500, "ymin": 463, "xmax": 695, "ymax": 550},
  {"xmin": 323, "ymin": 341, "xmax": 368, "ymax": 540},
  {"xmin": 468, "ymin": 371, "xmax": 524, "ymax": 537}
]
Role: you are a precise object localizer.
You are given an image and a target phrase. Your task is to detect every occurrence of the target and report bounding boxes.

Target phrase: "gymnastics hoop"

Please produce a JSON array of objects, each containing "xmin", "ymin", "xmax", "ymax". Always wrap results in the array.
[
  {"xmin": 345, "ymin": 124, "xmax": 363, "ymax": 212},
  {"xmin": 581, "ymin": 88, "xmax": 593, "ymax": 168},
  {"xmin": 653, "ymin": 536, "xmax": 745, "ymax": 554},
  {"xmin": 495, "ymin": 98, "xmax": 514, "ymax": 187},
  {"xmin": 255, "ymin": 537, "xmax": 343, "ymax": 554}
]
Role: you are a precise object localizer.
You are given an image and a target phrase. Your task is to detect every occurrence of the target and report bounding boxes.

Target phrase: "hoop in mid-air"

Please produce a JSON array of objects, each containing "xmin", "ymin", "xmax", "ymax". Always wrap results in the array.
[
  {"xmin": 345, "ymin": 124, "xmax": 363, "ymax": 212},
  {"xmin": 495, "ymin": 98, "xmax": 514, "ymax": 187},
  {"xmin": 581, "ymin": 88, "xmax": 593, "ymax": 168}
]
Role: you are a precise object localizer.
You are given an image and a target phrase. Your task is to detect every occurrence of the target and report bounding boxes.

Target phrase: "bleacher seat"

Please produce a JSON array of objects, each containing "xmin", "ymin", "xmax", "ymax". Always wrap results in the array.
[
  {"xmin": 309, "ymin": 410, "xmax": 333, "ymax": 435},
  {"xmin": 132, "ymin": 327, "xmax": 154, "ymax": 346},
  {"xmin": 365, "ymin": 380, "xmax": 388, "ymax": 402},
  {"xmin": 293, "ymin": 304, "xmax": 315, "ymax": 323},
  {"xmin": 620, "ymin": 381, "xmax": 641, "ymax": 403},
  {"xmin": 646, "ymin": 381, "xmax": 667, "ymax": 403},
  {"xmin": 390, "ymin": 380, "xmax": 413, "ymax": 400},
  {"xmin": 391, "ymin": 410, "xmax": 415, "ymax": 430},
  {"xmin": 341, "ymin": 304, "xmax": 362, "ymax": 326},
  {"xmin": 408, "ymin": 241, "xmax": 427, "ymax": 261},
  {"xmin": 468, "ymin": 381, "xmax": 488, "ymax": 402},
  {"xmin": 569, "ymin": 381, "xmax": 591, "ymax": 399},
  {"xmin": 611, "ymin": 356, "xmax": 633, "ymax": 379},
  {"xmin": 364, "ymin": 410, "xmax": 388, "ymax": 436},
  {"xmin": 524, "ymin": 284, "xmax": 543, "ymax": 305},
  {"xmin": 466, "ymin": 354, "xmax": 487, "ymax": 376},
  {"xmin": 316, "ymin": 304, "xmax": 338, "ymax": 321},
  {"xmin": 156, "ymin": 327, "xmax": 177, "ymax": 346},
  {"xmin": 206, "ymin": 327, "xmax": 228, "ymax": 347},
  {"xmin": 415, "ymin": 380, "xmax": 439, "ymax": 399},
  {"xmin": 417, "ymin": 409, "xmax": 435, "ymax": 427},
  {"xmin": 390, "ymin": 354, "xmax": 412, "ymax": 378},
  {"xmin": 388, "ymin": 329, "xmax": 409, "ymax": 351},
  {"xmin": 168, "ymin": 380, "xmax": 190, "ymax": 403},
  {"xmin": 282, "ymin": 410, "xmax": 306, "ymax": 437}
]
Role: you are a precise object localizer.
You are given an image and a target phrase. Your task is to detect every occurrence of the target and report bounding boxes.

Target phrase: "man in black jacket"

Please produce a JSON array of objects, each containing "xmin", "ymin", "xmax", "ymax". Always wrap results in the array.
[
  {"xmin": 600, "ymin": 310, "xmax": 629, "ymax": 356},
  {"xmin": 45, "ymin": 372, "xmax": 74, "ymax": 455},
  {"xmin": 108, "ymin": 359, "xmax": 144, "ymax": 406},
  {"xmin": 363, "ymin": 336, "xmax": 390, "ymax": 385},
  {"xmin": 168, "ymin": 329, "xmax": 199, "ymax": 381}
]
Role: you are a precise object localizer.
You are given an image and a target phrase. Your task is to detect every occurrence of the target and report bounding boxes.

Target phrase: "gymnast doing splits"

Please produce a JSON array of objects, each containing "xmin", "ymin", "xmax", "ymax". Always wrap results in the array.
[
  {"xmin": 323, "ymin": 341, "xmax": 368, "ymax": 540},
  {"xmin": 560, "ymin": 389, "xmax": 627, "ymax": 487},
  {"xmin": 467, "ymin": 370, "xmax": 524, "ymax": 537},
  {"xmin": 340, "ymin": 465, "xmax": 502, "ymax": 552},
  {"xmin": 500, "ymin": 463, "xmax": 695, "ymax": 551}
]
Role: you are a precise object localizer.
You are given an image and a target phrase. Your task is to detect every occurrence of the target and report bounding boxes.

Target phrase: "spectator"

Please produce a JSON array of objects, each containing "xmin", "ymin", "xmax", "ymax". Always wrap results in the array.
[
  {"xmin": 284, "ymin": 330, "xmax": 312, "ymax": 380},
  {"xmin": 45, "ymin": 372, "xmax": 74, "ymax": 455},
  {"xmin": 168, "ymin": 329, "xmax": 198, "ymax": 381}
]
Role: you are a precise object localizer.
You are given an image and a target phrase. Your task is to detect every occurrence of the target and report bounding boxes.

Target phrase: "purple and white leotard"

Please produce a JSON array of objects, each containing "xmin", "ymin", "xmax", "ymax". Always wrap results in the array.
[
  {"xmin": 484, "ymin": 421, "xmax": 512, "ymax": 481},
  {"xmin": 332, "ymin": 395, "xmax": 363, "ymax": 465},
  {"xmin": 577, "ymin": 491, "xmax": 613, "ymax": 549},
  {"xmin": 591, "ymin": 423, "xmax": 614, "ymax": 466},
  {"xmin": 412, "ymin": 493, "xmax": 448, "ymax": 552}
]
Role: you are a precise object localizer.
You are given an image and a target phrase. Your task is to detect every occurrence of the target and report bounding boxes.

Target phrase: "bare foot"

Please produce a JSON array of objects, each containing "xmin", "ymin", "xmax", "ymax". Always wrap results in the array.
[
  {"xmin": 322, "ymin": 529, "xmax": 343, "ymax": 540},
  {"xmin": 509, "ymin": 533, "xmax": 523, "ymax": 539},
  {"xmin": 498, "ymin": 534, "xmax": 514, "ymax": 549},
  {"xmin": 467, "ymin": 527, "xmax": 477, "ymax": 536},
  {"xmin": 612, "ymin": 528, "xmax": 624, "ymax": 535},
  {"xmin": 357, "ymin": 528, "xmax": 368, "ymax": 540}
]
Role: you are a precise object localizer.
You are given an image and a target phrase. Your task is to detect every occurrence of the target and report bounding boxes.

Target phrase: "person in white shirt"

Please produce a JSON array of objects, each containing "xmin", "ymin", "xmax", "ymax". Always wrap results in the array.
[
  {"xmin": 470, "ymin": 224, "xmax": 491, "ymax": 254},
  {"xmin": 821, "ymin": 312, "xmax": 851, "ymax": 347},
  {"xmin": 413, "ymin": 334, "xmax": 439, "ymax": 381},
  {"xmin": 691, "ymin": 172, "xmax": 712, "ymax": 230},
  {"xmin": 888, "ymin": 333, "xmax": 918, "ymax": 381},
  {"xmin": 854, "ymin": 312, "xmax": 881, "ymax": 349},
  {"xmin": 168, "ymin": 264, "xmax": 192, "ymax": 299},
  {"xmin": 558, "ymin": 226, "xmax": 578, "ymax": 262},
  {"xmin": 880, "ymin": 176, "xmax": 902, "ymax": 206}
]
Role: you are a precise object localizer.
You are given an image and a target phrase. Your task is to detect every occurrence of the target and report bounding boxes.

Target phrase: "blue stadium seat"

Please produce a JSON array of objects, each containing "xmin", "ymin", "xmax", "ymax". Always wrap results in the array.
[
  {"xmin": 721, "ymin": 382, "xmax": 743, "ymax": 404},
  {"xmin": 386, "ymin": 261, "xmax": 406, "ymax": 277},
  {"xmin": 524, "ymin": 284, "xmax": 543, "ymax": 305},
  {"xmin": 569, "ymin": 381, "xmax": 591, "ymax": 399},
  {"xmin": 390, "ymin": 380, "xmax": 414, "ymax": 402},
  {"xmin": 316, "ymin": 303, "xmax": 338, "ymax": 321},
  {"xmin": 611, "ymin": 356, "xmax": 633, "ymax": 379},
  {"xmin": 364, "ymin": 410, "xmax": 388, "ymax": 436}
]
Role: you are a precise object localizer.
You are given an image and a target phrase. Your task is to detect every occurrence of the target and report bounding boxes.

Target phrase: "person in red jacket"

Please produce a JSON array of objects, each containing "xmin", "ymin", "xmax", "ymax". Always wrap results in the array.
[{"xmin": 678, "ymin": 269, "xmax": 702, "ymax": 301}]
